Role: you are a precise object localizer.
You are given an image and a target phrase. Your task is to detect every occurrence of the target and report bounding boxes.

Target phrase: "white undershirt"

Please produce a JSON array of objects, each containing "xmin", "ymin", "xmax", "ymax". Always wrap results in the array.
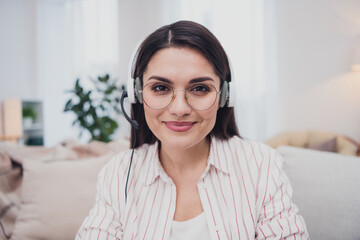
[{"xmin": 169, "ymin": 212, "xmax": 211, "ymax": 240}]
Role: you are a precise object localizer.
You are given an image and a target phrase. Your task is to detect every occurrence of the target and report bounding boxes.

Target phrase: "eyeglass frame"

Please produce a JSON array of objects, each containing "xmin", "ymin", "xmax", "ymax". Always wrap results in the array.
[{"xmin": 138, "ymin": 82, "xmax": 222, "ymax": 111}]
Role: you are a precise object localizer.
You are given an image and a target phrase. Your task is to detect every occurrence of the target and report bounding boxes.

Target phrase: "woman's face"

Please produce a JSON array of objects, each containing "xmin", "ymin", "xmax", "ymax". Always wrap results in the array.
[{"xmin": 142, "ymin": 47, "xmax": 221, "ymax": 151}]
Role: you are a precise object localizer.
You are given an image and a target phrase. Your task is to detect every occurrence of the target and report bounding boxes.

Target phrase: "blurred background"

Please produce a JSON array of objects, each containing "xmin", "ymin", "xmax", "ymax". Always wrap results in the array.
[{"xmin": 0, "ymin": 0, "xmax": 360, "ymax": 146}]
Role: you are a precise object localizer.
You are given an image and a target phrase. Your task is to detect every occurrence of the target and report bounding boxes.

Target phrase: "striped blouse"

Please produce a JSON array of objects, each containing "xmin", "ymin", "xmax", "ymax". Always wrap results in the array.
[{"xmin": 76, "ymin": 136, "xmax": 309, "ymax": 240}]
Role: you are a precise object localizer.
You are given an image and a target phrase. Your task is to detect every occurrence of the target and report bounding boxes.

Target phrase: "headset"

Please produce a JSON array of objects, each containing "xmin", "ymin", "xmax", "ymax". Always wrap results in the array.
[
  {"xmin": 120, "ymin": 39, "xmax": 236, "ymax": 202},
  {"xmin": 125, "ymin": 42, "xmax": 236, "ymax": 109}
]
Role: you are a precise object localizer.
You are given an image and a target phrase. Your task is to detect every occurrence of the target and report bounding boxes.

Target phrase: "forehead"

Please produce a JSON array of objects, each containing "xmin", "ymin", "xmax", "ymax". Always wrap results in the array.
[{"xmin": 143, "ymin": 47, "xmax": 220, "ymax": 85}]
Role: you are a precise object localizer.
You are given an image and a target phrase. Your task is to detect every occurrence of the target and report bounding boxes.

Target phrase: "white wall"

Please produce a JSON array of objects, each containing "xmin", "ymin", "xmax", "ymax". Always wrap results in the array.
[
  {"xmin": 0, "ymin": 0, "xmax": 37, "ymax": 100},
  {"xmin": 2, "ymin": 0, "xmax": 360, "ymax": 145},
  {"xmin": 116, "ymin": 0, "xmax": 181, "ymax": 137},
  {"xmin": 272, "ymin": 0, "xmax": 360, "ymax": 142},
  {"xmin": 36, "ymin": 0, "xmax": 78, "ymax": 146}
]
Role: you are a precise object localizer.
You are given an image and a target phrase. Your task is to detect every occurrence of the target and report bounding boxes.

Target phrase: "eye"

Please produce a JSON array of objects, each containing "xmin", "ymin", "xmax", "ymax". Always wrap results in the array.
[
  {"xmin": 151, "ymin": 84, "xmax": 172, "ymax": 94},
  {"xmin": 189, "ymin": 85, "xmax": 212, "ymax": 95},
  {"xmin": 192, "ymin": 85, "xmax": 210, "ymax": 92}
]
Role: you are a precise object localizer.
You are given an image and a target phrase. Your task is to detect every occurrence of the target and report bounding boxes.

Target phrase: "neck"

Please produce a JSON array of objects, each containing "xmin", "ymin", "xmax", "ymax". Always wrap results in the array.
[{"xmin": 159, "ymin": 138, "xmax": 210, "ymax": 176}]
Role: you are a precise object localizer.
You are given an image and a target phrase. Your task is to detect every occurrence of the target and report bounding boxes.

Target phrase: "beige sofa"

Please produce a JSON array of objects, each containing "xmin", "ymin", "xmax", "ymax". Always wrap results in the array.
[
  {"xmin": 1, "ymin": 135, "xmax": 359, "ymax": 239},
  {"xmin": 266, "ymin": 130, "xmax": 359, "ymax": 156},
  {"xmin": 278, "ymin": 145, "xmax": 360, "ymax": 240},
  {"xmin": 0, "ymin": 139, "xmax": 129, "ymax": 240}
]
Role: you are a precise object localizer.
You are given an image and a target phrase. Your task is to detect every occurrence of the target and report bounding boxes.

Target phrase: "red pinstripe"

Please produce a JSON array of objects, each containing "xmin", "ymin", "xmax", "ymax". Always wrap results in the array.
[
  {"xmin": 258, "ymin": 143, "xmax": 265, "ymax": 161},
  {"xmin": 236, "ymin": 148, "xmax": 255, "ymax": 228},
  {"xmin": 116, "ymin": 163, "xmax": 122, "ymax": 220},
  {"xmin": 209, "ymin": 169, "xmax": 230, "ymax": 239},
  {"xmin": 105, "ymin": 210, "xmax": 116, "ymax": 237},
  {"xmin": 214, "ymin": 145, "xmax": 228, "ymax": 207},
  {"xmin": 133, "ymin": 181, "xmax": 152, "ymax": 239},
  {"xmin": 228, "ymin": 143, "xmax": 250, "ymax": 240},
  {"xmin": 227, "ymin": 174, "xmax": 241, "ymax": 238},
  {"xmin": 98, "ymin": 205, "xmax": 108, "ymax": 229},
  {"xmin": 217, "ymin": 141, "xmax": 241, "ymax": 238},
  {"xmin": 286, "ymin": 218, "xmax": 292, "ymax": 237},
  {"xmin": 151, "ymin": 182, "xmax": 166, "ymax": 239},
  {"xmin": 277, "ymin": 219, "xmax": 284, "ymax": 239},
  {"xmin": 203, "ymin": 179, "xmax": 220, "ymax": 240},
  {"xmin": 103, "ymin": 166, "xmax": 109, "ymax": 199},
  {"xmin": 281, "ymin": 186, "xmax": 285, "ymax": 213},
  {"xmin": 215, "ymin": 168, "xmax": 227, "ymax": 207},
  {"xmin": 132, "ymin": 216, "xmax": 138, "ymax": 240},
  {"xmin": 215, "ymin": 141, "xmax": 224, "ymax": 172},
  {"xmin": 240, "ymin": 141, "xmax": 256, "ymax": 194},
  {"xmin": 268, "ymin": 223, "xmax": 275, "ymax": 236},
  {"xmin": 96, "ymin": 229, "xmax": 101, "ymax": 240},
  {"xmin": 269, "ymin": 193, "xmax": 276, "ymax": 219},
  {"xmin": 124, "ymin": 148, "xmax": 153, "ymax": 227},
  {"xmin": 261, "ymin": 151, "xmax": 271, "ymax": 206},
  {"xmin": 162, "ymin": 186, "xmax": 173, "ymax": 240},
  {"xmin": 273, "ymin": 153, "xmax": 282, "ymax": 172},
  {"xmin": 127, "ymin": 147, "xmax": 150, "ymax": 195},
  {"xmin": 263, "ymin": 205, "xmax": 267, "ymax": 218},
  {"xmin": 259, "ymin": 226, "xmax": 267, "ymax": 240},
  {"xmin": 299, "ymin": 217, "xmax": 305, "ymax": 239},
  {"xmin": 89, "ymin": 198, "xmax": 102, "ymax": 231},
  {"xmin": 142, "ymin": 179, "xmax": 160, "ymax": 239},
  {"xmin": 250, "ymin": 143, "xmax": 260, "ymax": 171}
]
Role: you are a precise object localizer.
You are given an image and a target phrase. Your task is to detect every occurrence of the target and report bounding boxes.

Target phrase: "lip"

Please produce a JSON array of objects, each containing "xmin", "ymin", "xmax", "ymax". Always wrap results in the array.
[{"xmin": 164, "ymin": 121, "xmax": 196, "ymax": 132}]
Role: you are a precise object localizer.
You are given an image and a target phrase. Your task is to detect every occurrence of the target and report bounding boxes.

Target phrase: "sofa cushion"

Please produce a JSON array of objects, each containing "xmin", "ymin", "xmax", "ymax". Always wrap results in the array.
[
  {"xmin": 10, "ymin": 153, "xmax": 113, "ymax": 240},
  {"xmin": 278, "ymin": 146, "xmax": 360, "ymax": 240}
]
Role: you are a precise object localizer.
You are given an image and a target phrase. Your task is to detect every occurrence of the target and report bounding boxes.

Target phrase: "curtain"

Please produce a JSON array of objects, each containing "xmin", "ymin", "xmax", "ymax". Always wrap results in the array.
[
  {"xmin": 36, "ymin": 0, "xmax": 119, "ymax": 146},
  {"xmin": 175, "ymin": 0, "xmax": 278, "ymax": 141}
]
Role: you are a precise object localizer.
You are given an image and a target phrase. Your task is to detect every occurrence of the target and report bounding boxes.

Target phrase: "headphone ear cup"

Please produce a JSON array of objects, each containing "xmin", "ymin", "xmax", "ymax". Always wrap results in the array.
[
  {"xmin": 134, "ymin": 77, "xmax": 143, "ymax": 104},
  {"xmin": 219, "ymin": 81, "xmax": 229, "ymax": 108}
]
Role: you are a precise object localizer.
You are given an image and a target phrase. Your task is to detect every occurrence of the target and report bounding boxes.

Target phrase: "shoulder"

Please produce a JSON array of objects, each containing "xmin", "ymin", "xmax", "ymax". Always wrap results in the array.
[
  {"xmin": 99, "ymin": 143, "xmax": 157, "ymax": 181},
  {"xmin": 215, "ymin": 136, "xmax": 281, "ymax": 168},
  {"xmin": 221, "ymin": 135, "xmax": 277, "ymax": 156}
]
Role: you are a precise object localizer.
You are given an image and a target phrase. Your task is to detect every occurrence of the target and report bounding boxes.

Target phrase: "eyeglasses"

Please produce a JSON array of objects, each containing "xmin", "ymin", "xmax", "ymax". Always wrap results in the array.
[{"xmin": 141, "ymin": 82, "xmax": 221, "ymax": 111}]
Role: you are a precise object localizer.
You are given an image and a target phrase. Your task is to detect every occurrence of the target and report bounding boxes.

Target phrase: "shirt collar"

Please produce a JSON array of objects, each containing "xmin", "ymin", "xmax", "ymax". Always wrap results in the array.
[
  {"xmin": 207, "ymin": 136, "xmax": 230, "ymax": 175},
  {"xmin": 145, "ymin": 141, "xmax": 172, "ymax": 186},
  {"xmin": 144, "ymin": 136, "xmax": 230, "ymax": 186}
]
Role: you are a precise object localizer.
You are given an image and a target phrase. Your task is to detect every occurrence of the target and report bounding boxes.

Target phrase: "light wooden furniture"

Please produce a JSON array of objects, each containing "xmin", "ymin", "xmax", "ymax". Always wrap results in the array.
[
  {"xmin": 0, "ymin": 98, "xmax": 22, "ymax": 143},
  {"xmin": 0, "ymin": 99, "xmax": 44, "ymax": 145}
]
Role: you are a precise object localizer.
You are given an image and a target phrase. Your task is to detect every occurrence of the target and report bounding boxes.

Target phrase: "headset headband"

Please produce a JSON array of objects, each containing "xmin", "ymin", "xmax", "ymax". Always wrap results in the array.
[{"xmin": 127, "ymin": 38, "xmax": 236, "ymax": 107}]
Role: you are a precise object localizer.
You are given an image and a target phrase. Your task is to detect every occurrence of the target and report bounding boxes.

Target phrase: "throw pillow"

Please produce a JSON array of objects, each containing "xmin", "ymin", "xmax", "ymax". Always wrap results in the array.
[
  {"xmin": 307, "ymin": 137, "xmax": 337, "ymax": 152},
  {"xmin": 337, "ymin": 136, "xmax": 359, "ymax": 156},
  {"xmin": 10, "ymin": 153, "xmax": 114, "ymax": 240}
]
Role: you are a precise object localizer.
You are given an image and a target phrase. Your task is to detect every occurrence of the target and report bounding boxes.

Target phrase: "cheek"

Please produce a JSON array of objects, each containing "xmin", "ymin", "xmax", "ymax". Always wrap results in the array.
[
  {"xmin": 143, "ymin": 105, "xmax": 162, "ymax": 132},
  {"xmin": 144, "ymin": 106, "xmax": 155, "ymax": 125},
  {"xmin": 200, "ymin": 106, "xmax": 218, "ymax": 127}
]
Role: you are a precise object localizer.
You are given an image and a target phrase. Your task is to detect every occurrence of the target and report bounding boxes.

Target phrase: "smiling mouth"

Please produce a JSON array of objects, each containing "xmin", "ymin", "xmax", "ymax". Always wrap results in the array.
[{"xmin": 164, "ymin": 121, "xmax": 196, "ymax": 132}]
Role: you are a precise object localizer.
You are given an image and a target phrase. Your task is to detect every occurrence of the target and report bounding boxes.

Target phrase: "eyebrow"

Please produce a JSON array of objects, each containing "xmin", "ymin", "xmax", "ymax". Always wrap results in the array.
[{"xmin": 147, "ymin": 76, "xmax": 215, "ymax": 84}]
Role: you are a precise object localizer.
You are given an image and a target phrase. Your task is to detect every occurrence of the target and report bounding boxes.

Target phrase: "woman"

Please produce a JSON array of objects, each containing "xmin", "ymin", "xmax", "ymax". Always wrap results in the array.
[{"xmin": 76, "ymin": 20, "xmax": 308, "ymax": 240}]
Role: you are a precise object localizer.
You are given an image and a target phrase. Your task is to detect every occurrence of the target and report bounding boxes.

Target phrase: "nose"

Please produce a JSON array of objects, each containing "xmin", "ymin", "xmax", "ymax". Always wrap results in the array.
[{"xmin": 168, "ymin": 90, "xmax": 191, "ymax": 116}]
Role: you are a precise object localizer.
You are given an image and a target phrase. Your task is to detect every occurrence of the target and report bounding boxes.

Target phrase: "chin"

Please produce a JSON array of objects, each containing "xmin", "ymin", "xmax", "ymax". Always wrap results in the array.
[{"xmin": 158, "ymin": 133, "xmax": 208, "ymax": 151}]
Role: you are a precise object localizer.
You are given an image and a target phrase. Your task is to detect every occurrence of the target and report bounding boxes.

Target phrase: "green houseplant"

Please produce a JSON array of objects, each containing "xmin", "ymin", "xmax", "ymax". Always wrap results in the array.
[
  {"xmin": 22, "ymin": 106, "xmax": 37, "ymax": 121},
  {"xmin": 22, "ymin": 106, "xmax": 37, "ymax": 128},
  {"xmin": 64, "ymin": 74, "xmax": 125, "ymax": 142}
]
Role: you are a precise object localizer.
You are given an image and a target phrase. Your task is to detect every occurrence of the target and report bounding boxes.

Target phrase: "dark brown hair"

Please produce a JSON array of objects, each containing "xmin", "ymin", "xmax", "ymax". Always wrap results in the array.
[{"xmin": 130, "ymin": 20, "xmax": 240, "ymax": 148}]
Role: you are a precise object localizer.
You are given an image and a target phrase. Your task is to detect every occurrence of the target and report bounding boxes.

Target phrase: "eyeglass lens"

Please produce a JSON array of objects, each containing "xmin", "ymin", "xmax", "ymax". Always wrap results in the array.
[{"xmin": 142, "ymin": 82, "xmax": 219, "ymax": 111}]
